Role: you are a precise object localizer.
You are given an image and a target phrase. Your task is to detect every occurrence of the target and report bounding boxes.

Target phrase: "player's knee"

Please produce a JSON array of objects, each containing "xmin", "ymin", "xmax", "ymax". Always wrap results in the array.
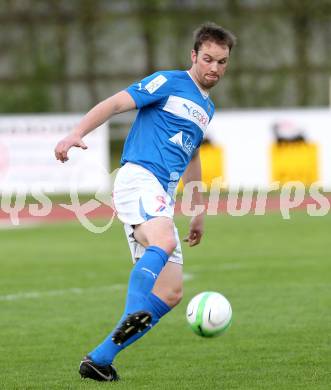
[
  {"xmin": 138, "ymin": 217, "xmax": 177, "ymax": 254},
  {"xmin": 151, "ymin": 234, "xmax": 177, "ymax": 255},
  {"xmin": 165, "ymin": 285, "xmax": 183, "ymax": 307},
  {"xmin": 162, "ymin": 236, "xmax": 177, "ymax": 255}
]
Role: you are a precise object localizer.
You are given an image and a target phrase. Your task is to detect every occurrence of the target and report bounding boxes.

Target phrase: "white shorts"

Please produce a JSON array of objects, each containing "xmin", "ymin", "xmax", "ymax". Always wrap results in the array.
[{"xmin": 113, "ymin": 163, "xmax": 183, "ymax": 265}]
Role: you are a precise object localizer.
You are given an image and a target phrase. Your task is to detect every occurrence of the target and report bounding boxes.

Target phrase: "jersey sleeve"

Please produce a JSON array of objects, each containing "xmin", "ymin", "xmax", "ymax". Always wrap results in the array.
[{"xmin": 126, "ymin": 71, "xmax": 172, "ymax": 109}]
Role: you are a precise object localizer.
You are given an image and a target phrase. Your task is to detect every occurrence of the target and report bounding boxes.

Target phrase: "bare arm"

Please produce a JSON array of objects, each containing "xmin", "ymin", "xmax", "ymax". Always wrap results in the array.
[
  {"xmin": 182, "ymin": 150, "xmax": 205, "ymax": 247},
  {"xmin": 182, "ymin": 150, "xmax": 203, "ymax": 203},
  {"xmin": 55, "ymin": 90, "xmax": 136, "ymax": 162}
]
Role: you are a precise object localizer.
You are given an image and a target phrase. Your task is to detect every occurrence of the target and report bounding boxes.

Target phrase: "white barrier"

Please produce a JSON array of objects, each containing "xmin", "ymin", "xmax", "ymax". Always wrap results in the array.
[
  {"xmin": 206, "ymin": 108, "xmax": 331, "ymax": 190},
  {"xmin": 1, "ymin": 109, "xmax": 330, "ymax": 195},
  {"xmin": 0, "ymin": 115, "xmax": 110, "ymax": 194}
]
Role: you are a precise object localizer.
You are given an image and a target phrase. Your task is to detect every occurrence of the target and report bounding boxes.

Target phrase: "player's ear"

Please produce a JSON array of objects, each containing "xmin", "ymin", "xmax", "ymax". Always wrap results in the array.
[{"xmin": 191, "ymin": 49, "xmax": 197, "ymax": 63}]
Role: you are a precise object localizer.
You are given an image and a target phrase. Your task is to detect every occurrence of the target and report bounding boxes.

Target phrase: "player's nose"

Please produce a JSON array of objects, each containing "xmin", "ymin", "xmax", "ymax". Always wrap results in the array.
[{"xmin": 210, "ymin": 61, "xmax": 218, "ymax": 73}]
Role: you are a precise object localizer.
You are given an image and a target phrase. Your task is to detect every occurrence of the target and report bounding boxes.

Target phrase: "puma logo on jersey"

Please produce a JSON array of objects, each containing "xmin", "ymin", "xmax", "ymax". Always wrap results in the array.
[
  {"xmin": 183, "ymin": 103, "xmax": 191, "ymax": 114},
  {"xmin": 163, "ymin": 96, "xmax": 209, "ymax": 133}
]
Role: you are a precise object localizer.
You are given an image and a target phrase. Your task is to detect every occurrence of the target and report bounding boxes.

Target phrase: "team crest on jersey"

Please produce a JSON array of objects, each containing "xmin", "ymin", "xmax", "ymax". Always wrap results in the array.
[
  {"xmin": 169, "ymin": 131, "xmax": 196, "ymax": 156},
  {"xmin": 145, "ymin": 75, "xmax": 167, "ymax": 94}
]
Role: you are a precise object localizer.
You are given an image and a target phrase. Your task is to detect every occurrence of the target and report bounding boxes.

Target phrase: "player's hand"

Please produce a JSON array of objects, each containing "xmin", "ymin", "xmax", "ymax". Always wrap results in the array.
[
  {"xmin": 54, "ymin": 134, "xmax": 88, "ymax": 163},
  {"xmin": 183, "ymin": 213, "xmax": 205, "ymax": 247}
]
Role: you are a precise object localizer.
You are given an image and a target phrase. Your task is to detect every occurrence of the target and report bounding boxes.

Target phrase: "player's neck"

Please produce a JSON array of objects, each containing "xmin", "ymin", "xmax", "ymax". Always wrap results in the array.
[{"xmin": 187, "ymin": 69, "xmax": 209, "ymax": 98}]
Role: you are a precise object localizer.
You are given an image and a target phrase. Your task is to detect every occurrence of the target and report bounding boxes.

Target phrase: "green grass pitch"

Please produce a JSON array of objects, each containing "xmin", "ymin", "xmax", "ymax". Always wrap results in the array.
[{"xmin": 0, "ymin": 212, "xmax": 330, "ymax": 389}]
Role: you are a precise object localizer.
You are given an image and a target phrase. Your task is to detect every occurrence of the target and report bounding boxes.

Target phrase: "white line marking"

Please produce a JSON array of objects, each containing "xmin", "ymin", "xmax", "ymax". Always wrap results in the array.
[
  {"xmin": 1, "ymin": 275, "xmax": 194, "ymax": 302},
  {"xmin": 0, "ymin": 284, "xmax": 125, "ymax": 302},
  {"xmin": 183, "ymin": 272, "xmax": 194, "ymax": 281},
  {"xmin": 0, "ymin": 219, "xmax": 42, "ymax": 230}
]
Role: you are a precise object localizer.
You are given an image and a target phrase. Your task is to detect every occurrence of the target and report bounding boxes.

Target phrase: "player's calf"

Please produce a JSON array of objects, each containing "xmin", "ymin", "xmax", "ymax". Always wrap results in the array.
[
  {"xmin": 152, "ymin": 262, "xmax": 184, "ymax": 307},
  {"xmin": 153, "ymin": 284, "xmax": 183, "ymax": 307}
]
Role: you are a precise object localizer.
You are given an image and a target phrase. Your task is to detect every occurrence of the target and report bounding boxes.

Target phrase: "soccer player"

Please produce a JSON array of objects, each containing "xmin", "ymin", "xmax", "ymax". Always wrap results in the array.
[{"xmin": 55, "ymin": 22, "xmax": 236, "ymax": 381}]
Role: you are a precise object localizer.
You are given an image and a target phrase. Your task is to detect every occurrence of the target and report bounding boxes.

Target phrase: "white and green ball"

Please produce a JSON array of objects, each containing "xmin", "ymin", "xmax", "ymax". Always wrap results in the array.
[{"xmin": 186, "ymin": 292, "xmax": 232, "ymax": 337}]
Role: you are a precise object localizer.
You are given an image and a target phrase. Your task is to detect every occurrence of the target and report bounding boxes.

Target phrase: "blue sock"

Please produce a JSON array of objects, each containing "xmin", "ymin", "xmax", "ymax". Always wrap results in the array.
[
  {"xmin": 89, "ymin": 293, "xmax": 171, "ymax": 365},
  {"xmin": 124, "ymin": 245, "xmax": 169, "ymax": 313},
  {"xmin": 89, "ymin": 246, "xmax": 170, "ymax": 366}
]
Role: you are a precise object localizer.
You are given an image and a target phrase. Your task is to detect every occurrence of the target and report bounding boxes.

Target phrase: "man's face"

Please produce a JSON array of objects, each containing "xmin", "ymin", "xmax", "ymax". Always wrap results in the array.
[{"xmin": 191, "ymin": 41, "xmax": 230, "ymax": 90}]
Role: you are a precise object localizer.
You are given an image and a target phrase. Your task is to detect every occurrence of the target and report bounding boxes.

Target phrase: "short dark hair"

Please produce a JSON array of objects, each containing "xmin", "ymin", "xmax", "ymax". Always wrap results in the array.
[{"xmin": 193, "ymin": 22, "xmax": 236, "ymax": 52}]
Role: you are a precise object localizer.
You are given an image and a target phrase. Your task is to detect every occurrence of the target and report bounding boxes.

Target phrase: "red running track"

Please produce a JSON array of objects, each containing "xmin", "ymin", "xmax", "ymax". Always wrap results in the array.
[{"xmin": 0, "ymin": 195, "xmax": 330, "ymax": 225}]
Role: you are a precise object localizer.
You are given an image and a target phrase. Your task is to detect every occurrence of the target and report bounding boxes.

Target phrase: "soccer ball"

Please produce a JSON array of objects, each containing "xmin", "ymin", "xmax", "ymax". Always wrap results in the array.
[{"xmin": 186, "ymin": 291, "xmax": 232, "ymax": 337}]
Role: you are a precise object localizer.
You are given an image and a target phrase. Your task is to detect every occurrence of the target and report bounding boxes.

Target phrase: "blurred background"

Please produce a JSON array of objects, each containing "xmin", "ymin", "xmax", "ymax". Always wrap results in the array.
[
  {"xmin": 1, "ymin": 3, "xmax": 331, "ymax": 389},
  {"xmin": 1, "ymin": 0, "xmax": 331, "ymax": 195},
  {"xmin": 1, "ymin": 0, "xmax": 331, "ymax": 113}
]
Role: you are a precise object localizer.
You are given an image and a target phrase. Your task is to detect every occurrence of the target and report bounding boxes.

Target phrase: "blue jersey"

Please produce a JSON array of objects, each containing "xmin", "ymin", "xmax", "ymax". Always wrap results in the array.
[{"xmin": 121, "ymin": 70, "xmax": 215, "ymax": 194}]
